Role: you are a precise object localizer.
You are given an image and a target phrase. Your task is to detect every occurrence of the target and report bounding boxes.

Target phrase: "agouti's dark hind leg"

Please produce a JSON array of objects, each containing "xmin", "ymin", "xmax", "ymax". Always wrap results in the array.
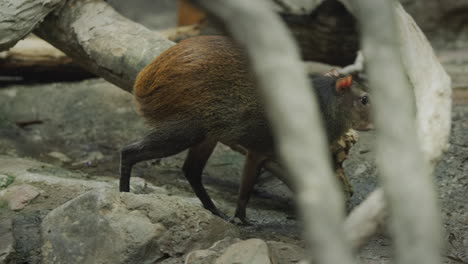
[
  {"xmin": 182, "ymin": 139, "xmax": 225, "ymax": 218},
  {"xmin": 120, "ymin": 131, "xmax": 201, "ymax": 192},
  {"xmin": 233, "ymin": 151, "xmax": 266, "ymax": 224}
]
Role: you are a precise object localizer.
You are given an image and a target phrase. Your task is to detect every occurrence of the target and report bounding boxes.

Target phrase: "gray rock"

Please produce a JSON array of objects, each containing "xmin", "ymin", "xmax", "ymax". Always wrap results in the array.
[
  {"xmin": 186, "ymin": 238, "xmax": 305, "ymax": 264},
  {"xmin": 0, "ymin": 184, "xmax": 40, "ymax": 211},
  {"xmin": 267, "ymin": 241, "xmax": 305, "ymax": 264},
  {"xmin": 214, "ymin": 239, "xmax": 271, "ymax": 264},
  {"xmin": 185, "ymin": 237, "xmax": 241, "ymax": 264},
  {"xmin": 0, "ymin": 219, "xmax": 15, "ymax": 264},
  {"xmin": 41, "ymin": 189, "xmax": 239, "ymax": 264}
]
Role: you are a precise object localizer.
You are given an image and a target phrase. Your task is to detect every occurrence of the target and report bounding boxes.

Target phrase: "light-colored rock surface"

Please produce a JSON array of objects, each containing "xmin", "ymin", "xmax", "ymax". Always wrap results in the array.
[
  {"xmin": 41, "ymin": 189, "xmax": 239, "ymax": 264},
  {"xmin": 185, "ymin": 238, "xmax": 306, "ymax": 264},
  {"xmin": 0, "ymin": 184, "xmax": 40, "ymax": 211},
  {"xmin": 0, "ymin": 156, "xmax": 166, "ymax": 195},
  {"xmin": 185, "ymin": 237, "xmax": 241, "ymax": 264},
  {"xmin": 214, "ymin": 239, "xmax": 271, "ymax": 264},
  {"xmin": 267, "ymin": 241, "xmax": 305, "ymax": 264}
]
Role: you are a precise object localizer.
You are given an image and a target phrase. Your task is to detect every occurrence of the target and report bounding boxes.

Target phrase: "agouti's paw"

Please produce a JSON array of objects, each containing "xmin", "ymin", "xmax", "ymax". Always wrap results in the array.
[{"xmin": 229, "ymin": 215, "xmax": 255, "ymax": 226}]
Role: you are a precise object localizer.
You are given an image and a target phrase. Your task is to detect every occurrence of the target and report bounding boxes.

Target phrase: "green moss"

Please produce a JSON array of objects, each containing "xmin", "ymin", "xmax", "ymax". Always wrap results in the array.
[{"xmin": 0, "ymin": 174, "xmax": 15, "ymax": 189}]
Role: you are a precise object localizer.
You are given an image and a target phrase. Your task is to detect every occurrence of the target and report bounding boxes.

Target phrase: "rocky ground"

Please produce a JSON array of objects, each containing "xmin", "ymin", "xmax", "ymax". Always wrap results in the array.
[{"xmin": 0, "ymin": 68, "xmax": 466, "ymax": 263}]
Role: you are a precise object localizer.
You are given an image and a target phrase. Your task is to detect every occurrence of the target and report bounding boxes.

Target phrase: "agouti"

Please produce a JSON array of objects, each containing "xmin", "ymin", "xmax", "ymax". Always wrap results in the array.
[{"xmin": 120, "ymin": 35, "xmax": 372, "ymax": 223}]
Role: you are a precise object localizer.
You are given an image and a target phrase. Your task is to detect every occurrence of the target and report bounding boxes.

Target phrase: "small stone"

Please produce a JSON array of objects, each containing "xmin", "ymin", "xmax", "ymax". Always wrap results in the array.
[
  {"xmin": 354, "ymin": 164, "xmax": 368, "ymax": 175},
  {"xmin": 215, "ymin": 239, "xmax": 271, "ymax": 264},
  {"xmin": 47, "ymin": 151, "xmax": 72, "ymax": 163},
  {"xmin": 71, "ymin": 151, "xmax": 104, "ymax": 166},
  {"xmin": 0, "ymin": 184, "xmax": 40, "ymax": 211},
  {"xmin": 130, "ymin": 177, "xmax": 168, "ymax": 194}
]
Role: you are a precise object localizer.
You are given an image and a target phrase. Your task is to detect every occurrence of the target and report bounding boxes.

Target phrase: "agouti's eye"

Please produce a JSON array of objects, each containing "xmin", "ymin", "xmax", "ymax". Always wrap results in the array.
[{"xmin": 360, "ymin": 95, "xmax": 369, "ymax": 105}]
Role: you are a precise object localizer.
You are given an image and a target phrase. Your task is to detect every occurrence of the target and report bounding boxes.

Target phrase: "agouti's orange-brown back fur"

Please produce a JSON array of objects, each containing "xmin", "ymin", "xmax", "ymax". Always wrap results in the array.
[{"xmin": 134, "ymin": 36, "xmax": 273, "ymax": 153}]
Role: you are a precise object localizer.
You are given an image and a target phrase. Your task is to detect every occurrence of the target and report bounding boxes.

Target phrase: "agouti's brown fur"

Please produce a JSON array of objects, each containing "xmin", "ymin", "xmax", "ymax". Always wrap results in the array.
[{"xmin": 120, "ymin": 36, "xmax": 372, "ymax": 223}]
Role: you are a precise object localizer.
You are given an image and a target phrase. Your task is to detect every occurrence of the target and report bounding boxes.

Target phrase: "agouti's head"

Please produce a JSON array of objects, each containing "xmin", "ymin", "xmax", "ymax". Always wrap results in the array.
[
  {"xmin": 312, "ymin": 74, "xmax": 373, "ymax": 142},
  {"xmin": 336, "ymin": 75, "xmax": 373, "ymax": 131}
]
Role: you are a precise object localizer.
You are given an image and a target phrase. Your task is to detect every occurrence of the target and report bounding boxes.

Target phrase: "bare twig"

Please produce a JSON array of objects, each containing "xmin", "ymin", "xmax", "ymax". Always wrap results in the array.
[
  {"xmin": 190, "ymin": 0, "xmax": 354, "ymax": 263},
  {"xmin": 349, "ymin": 1, "xmax": 442, "ymax": 264}
]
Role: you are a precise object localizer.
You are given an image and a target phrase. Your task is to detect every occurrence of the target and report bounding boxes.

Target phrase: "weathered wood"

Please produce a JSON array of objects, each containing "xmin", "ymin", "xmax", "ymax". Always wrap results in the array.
[
  {"xmin": 0, "ymin": 36, "xmax": 94, "ymax": 82},
  {"xmin": 395, "ymin": 3, "xmax": 452, "ymax": 164},
  {"xmin": 282, "ymin": 0, "xmax": 359, "ymax": 66},
  {"xmin": 350, "ymin": 1, "xmax": 443, "ymax": 264},
  {"xmin": 34, "ymin": 0, "xmax": 174, "ymax": 92},
  {"xmin": 176, "ymin": 0, "xmax": 360, "ymax": 66},
  {"xmin": 0, "ymin": 0, "xmax": 63, "ymax": 50}
]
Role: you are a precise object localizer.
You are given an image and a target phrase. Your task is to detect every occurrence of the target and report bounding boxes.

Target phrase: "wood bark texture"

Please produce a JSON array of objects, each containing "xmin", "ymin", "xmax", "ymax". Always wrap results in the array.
[
  {"xmin": 33, "ymin": 0, "xmax": 174, "ymax": 92},
  {"xmin": 0, "ymin": 35, "xmax": 94, "ymax": 81},
  {"xmin": 0, "ymin": 0, "xmax": 63, "ymax": 50}
]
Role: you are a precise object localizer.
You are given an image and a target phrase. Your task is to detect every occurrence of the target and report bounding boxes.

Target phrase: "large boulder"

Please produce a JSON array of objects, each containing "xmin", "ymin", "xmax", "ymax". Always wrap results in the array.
[{"xmin": 41, "ymin": 189, "xmax": 239, "ymax": 264}]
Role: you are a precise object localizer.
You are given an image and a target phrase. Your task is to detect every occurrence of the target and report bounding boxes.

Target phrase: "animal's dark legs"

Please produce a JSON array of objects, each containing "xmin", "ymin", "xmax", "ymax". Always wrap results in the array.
[
  {"xmin": 234, "ymin": 151, "xmax": 266, "ymax": 224},
  {"xmin": 120, "ymin": 130, "xmax": 202, "ymax": 192},
  {"xmin": 182, "ymin": 139, "xmax": 224, "ymax": 217}
]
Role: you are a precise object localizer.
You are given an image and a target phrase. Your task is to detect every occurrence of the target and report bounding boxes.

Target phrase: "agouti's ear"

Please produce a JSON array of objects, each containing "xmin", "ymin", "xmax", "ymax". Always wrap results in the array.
[{"xmin": 335, "ymin": 76, "xmax": 353, "ymax": 94}]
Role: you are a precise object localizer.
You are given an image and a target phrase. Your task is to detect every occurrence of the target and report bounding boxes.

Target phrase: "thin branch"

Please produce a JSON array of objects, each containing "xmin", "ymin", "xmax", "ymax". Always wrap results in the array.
[
  {"xmin": 349, "ymin": 1, "xmax": 442, "ymax": 264},
  {"xmin": 190, "ymin": 0, "xmax": 354, "ymax": 263}
]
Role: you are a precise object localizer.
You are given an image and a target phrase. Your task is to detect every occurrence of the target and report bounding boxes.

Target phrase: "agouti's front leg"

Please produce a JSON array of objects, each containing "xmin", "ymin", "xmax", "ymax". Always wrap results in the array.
[{"xmin": 233, "ymin": 151, "xmax": 267, "ymax": 225}]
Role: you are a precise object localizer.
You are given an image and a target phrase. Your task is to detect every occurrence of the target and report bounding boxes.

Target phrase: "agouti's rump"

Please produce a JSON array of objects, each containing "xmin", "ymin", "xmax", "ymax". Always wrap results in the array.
[{"xmin": 133, "ymin": 36, "xmax": 273, "ymax": 152}]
